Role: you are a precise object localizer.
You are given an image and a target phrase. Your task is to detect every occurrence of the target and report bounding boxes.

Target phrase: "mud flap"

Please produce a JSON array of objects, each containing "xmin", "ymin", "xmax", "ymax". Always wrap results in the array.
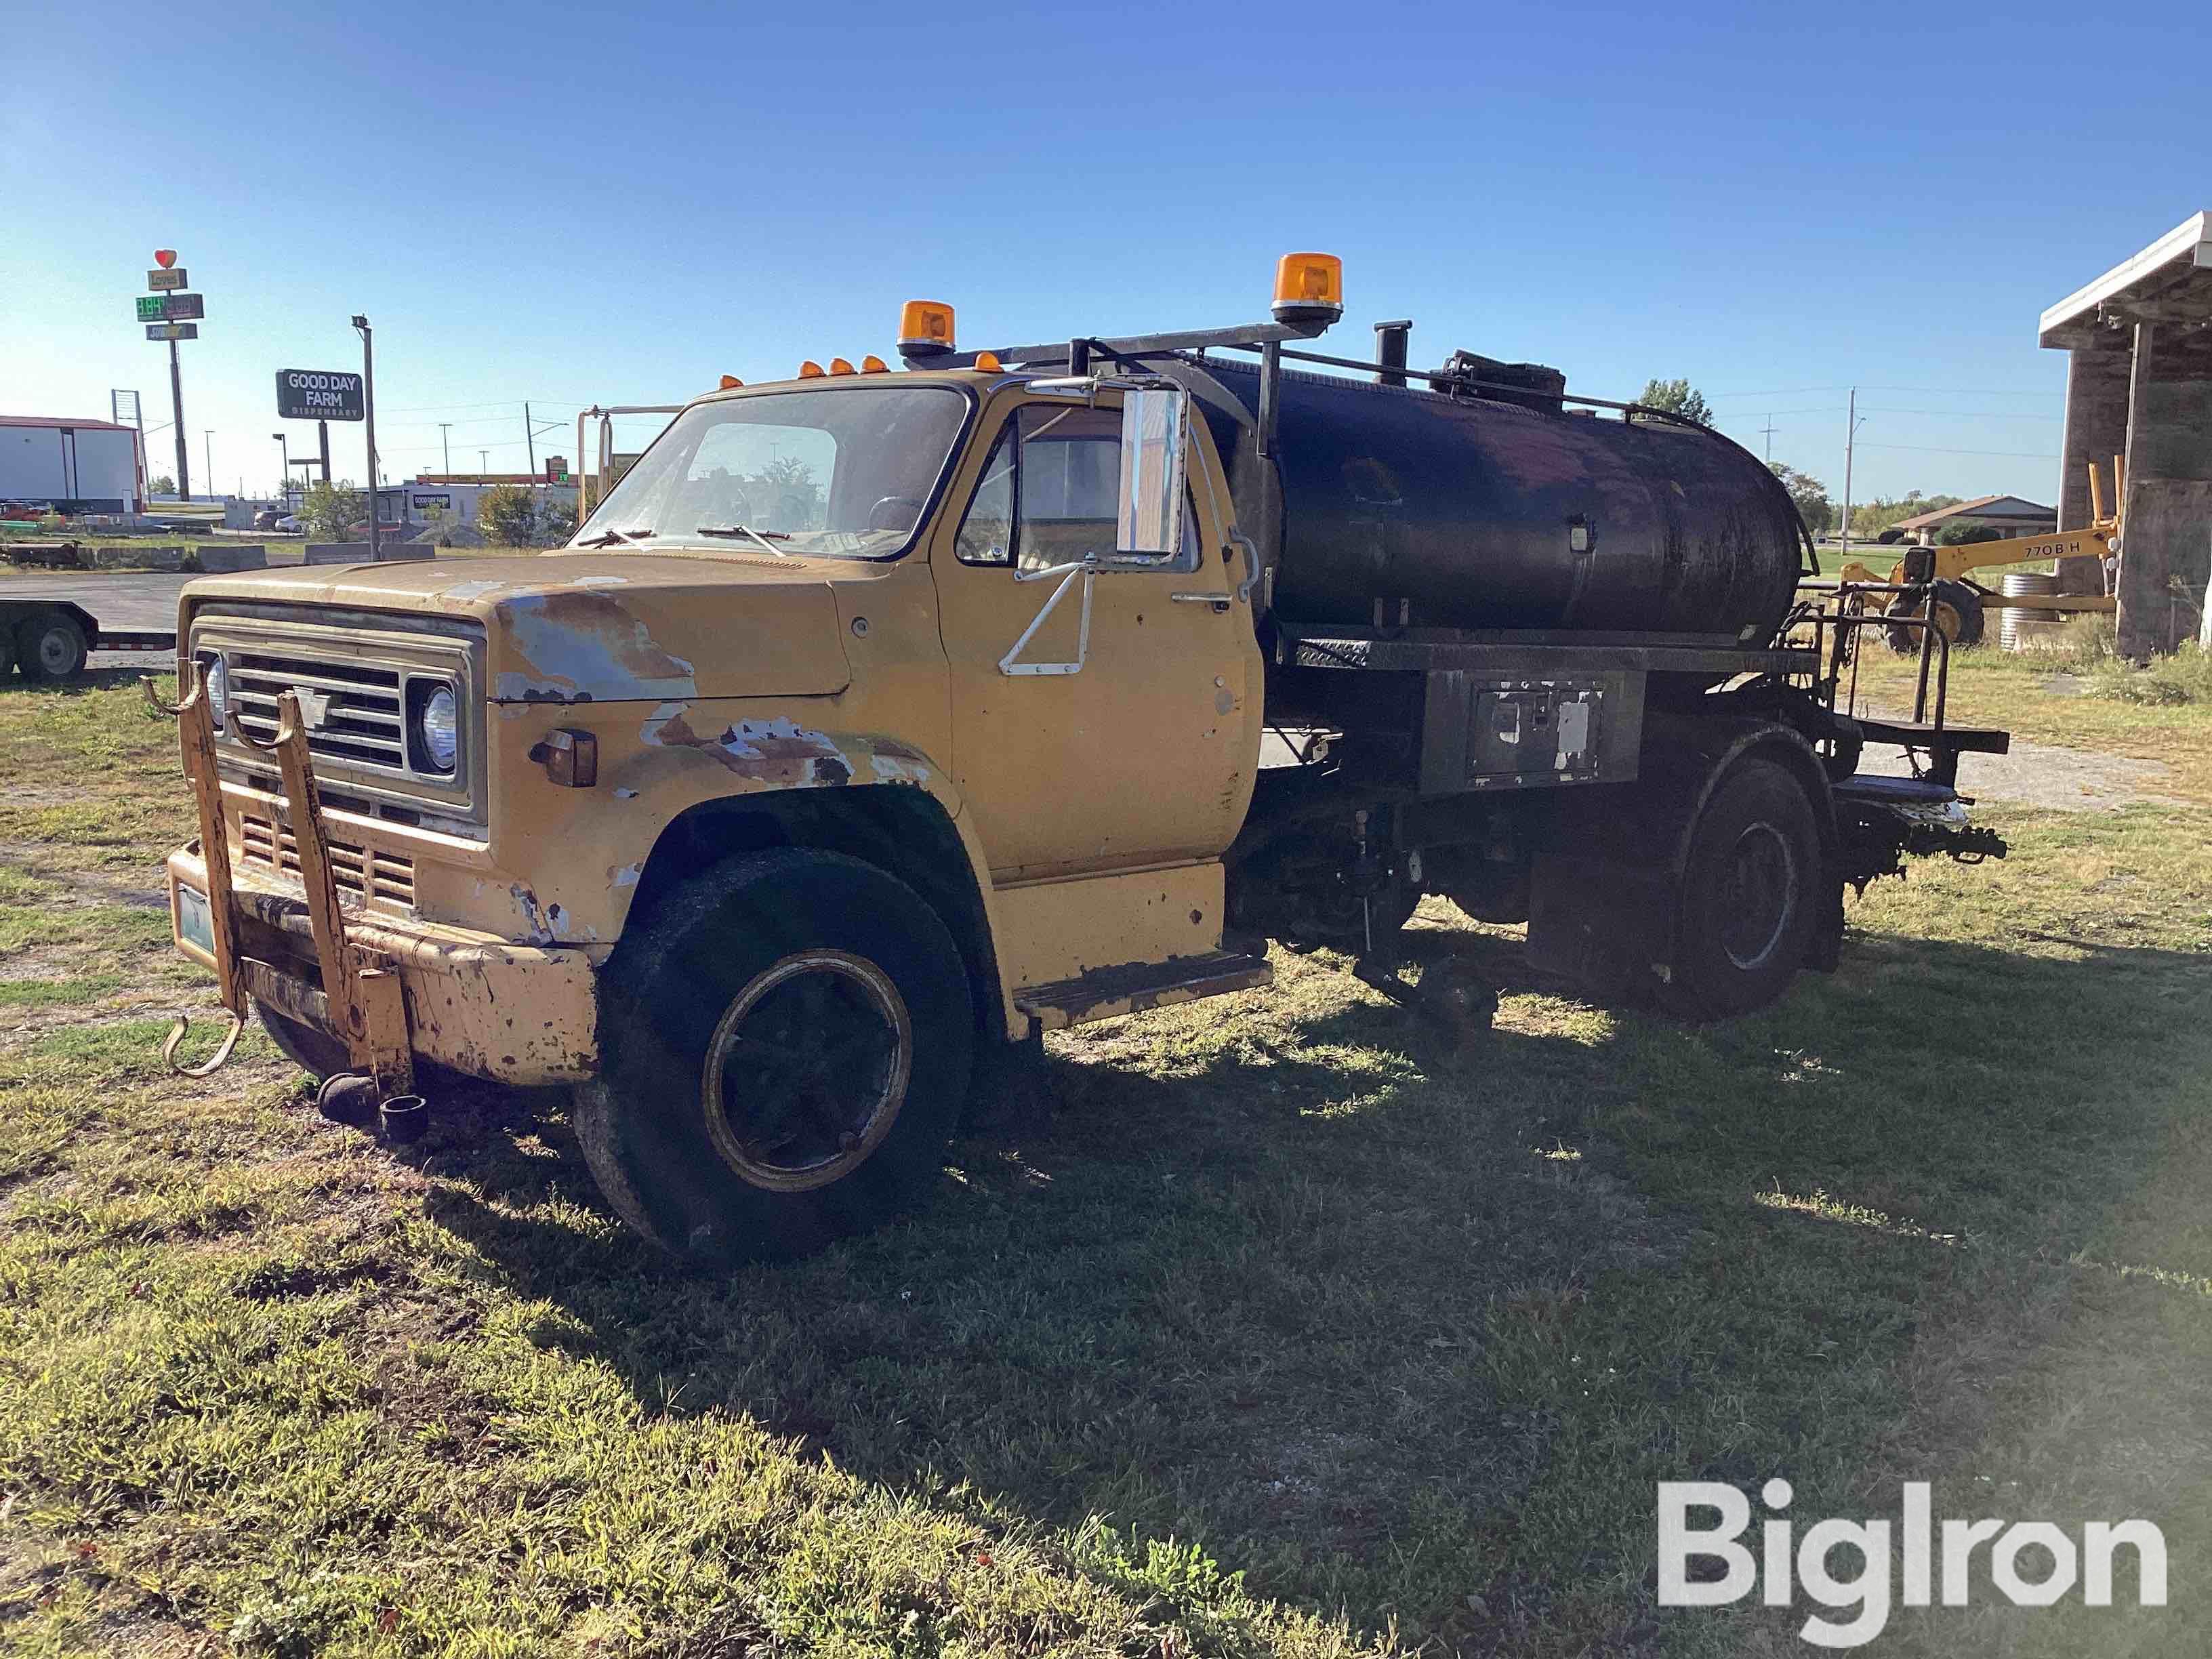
[{"xmin": 1526, "ymin": 853, "xmax": 1675, "ymax": 1002}]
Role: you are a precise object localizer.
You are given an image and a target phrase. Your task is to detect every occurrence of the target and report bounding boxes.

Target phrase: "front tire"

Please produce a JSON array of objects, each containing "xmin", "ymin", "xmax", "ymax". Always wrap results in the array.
[
  {"xmin": 575, "ymin": 848, "xmax": 972, "ymax": 1265},
  {"xmin": 1663, "ymin": 758, "xmax": 1822, "ymax": 1021}
]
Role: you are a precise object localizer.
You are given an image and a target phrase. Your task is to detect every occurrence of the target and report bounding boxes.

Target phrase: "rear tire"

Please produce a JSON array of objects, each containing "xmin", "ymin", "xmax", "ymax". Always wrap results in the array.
[
  {"xmin": 575, "ymin": 848, "xmax": 973, "ymax": 1265},
  {"xmin": 1663, "ymin": 758, "xmax": 1822, "ymax": 1021},
  {"xmin": 16, "ymin": 610, "xmax": 87, "ymax": 681}
]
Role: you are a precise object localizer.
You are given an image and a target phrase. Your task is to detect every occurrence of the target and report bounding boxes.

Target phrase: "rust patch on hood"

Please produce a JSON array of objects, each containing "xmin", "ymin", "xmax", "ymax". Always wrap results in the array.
[{"xmin": 493, "ymin": 592, "xmax": 698, "ymax": 704}]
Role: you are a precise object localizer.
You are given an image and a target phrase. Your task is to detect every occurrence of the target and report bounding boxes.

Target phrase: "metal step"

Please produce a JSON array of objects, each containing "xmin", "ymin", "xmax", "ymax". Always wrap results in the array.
[{"xmin": 1013, "ymin": 949, "xmax": 1272, "ymax": 1031}]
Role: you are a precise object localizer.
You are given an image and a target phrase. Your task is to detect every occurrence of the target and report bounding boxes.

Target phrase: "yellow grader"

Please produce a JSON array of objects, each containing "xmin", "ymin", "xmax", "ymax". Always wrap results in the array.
[{"xmin": 1830, "ymin": 458, "xmax": 2124, "ymax": 651}]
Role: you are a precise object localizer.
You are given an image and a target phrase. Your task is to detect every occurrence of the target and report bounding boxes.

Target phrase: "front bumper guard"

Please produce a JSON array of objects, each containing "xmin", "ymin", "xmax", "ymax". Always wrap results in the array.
[{"xmin": 147, "ymin": 670, "xmax": 415, "ymax": 1096}]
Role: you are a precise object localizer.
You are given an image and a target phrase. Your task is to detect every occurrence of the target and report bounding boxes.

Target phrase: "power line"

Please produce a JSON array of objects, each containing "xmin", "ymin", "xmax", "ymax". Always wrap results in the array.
[
  {"xmin": 1858, "ymin": 406, "xmax": 2061, "ymax": 422},
  {"xmin": 1855, "ymin": 441, "xmax": 2059, "ymax": 459}
]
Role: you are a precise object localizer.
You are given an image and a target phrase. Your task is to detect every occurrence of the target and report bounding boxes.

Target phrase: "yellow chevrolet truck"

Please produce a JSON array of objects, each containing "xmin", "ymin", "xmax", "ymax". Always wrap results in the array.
[{"xmin": 157, "ymin": 255, "xmax": 2010, "ymax": 1262}]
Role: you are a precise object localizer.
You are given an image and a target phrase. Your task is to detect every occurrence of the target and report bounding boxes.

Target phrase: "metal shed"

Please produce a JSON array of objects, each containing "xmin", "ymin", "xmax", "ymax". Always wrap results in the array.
[
  {"xmin": 2041, "ymin": 213, "xmax": 2212, "ymax": 654},
  {"xmin": 0, "ymin": 416, "xmax": 144, "ymax": 513}
]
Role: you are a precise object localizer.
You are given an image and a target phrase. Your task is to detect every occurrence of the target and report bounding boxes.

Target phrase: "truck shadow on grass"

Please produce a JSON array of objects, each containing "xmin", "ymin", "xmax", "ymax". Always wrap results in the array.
[{"xmin": 411, "ymin": 924, "xmax": 2212, "ymax": 1650}]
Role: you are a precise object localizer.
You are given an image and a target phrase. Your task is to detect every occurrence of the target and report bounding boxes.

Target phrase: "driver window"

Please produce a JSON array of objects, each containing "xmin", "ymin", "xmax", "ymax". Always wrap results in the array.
[{"xmin": 956, "ymin": 405, "xmax": 1200, "ymax": 572}]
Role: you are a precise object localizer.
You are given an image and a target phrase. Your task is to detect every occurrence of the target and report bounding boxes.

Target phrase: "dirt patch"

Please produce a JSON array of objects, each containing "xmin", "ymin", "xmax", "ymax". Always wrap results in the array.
[{"xmin": 1858, "ymin": 710, "xmax": 2188, "ymax": 811}]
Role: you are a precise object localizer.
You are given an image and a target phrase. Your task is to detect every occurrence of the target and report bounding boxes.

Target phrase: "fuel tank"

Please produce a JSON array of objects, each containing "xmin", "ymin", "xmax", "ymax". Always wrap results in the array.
[{"xmin": 1192, "ymin": 359, "xmax": 1805, "ymax": 640}]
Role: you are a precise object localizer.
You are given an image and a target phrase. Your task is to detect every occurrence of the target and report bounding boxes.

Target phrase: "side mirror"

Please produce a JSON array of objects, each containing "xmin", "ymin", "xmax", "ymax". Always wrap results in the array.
[{"xmin": 1115, "ymin": 386, "xmax": 1189, "ymax": 558}]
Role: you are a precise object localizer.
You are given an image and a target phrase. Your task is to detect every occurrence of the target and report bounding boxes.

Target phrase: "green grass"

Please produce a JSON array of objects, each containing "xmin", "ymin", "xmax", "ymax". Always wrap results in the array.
[{"xmin": 0, "ymin": 674, "xmax": 2208, "ymax": 1655}]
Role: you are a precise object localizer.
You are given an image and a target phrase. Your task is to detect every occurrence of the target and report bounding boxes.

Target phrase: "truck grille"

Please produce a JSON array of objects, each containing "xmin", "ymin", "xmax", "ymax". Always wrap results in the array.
[
  {"xmin": 226, "ymin": 649, "xmax": 409, "ymax": 773},
  {"xmin": 241, "ymin": 812, "xmax": 418, "ymax": 909}
]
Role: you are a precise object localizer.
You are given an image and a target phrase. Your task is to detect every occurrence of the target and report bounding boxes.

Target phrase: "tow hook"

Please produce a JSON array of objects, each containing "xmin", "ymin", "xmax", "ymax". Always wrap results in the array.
[{"xmin": 317, "ymin": 1074, "xmax": 430, "ymax": 1144}]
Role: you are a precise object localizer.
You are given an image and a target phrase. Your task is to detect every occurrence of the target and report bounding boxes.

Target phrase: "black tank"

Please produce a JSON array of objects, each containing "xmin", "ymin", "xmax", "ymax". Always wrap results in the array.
[{"xmin": 1190, "ymin": 359, "xmax": 1805, "ymax": 640}]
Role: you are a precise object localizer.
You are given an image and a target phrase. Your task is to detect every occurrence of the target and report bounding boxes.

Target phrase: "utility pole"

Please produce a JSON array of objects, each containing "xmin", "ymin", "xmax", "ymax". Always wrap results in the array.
[
  {"xmin": 1759, "ymin": 413, "xmax": 1777, "ymax": 462},
  {"xmin": 169, "ymin": 337, "xmax": 190, "ymax": 499},
  {"xmin": 479, "ymin": 450, "xmax": 491, "ymax": 477},
  {"xmin": 525, "ymin": 402, "xmax": 535, "ymax": 475},
  {"xmin": 439, "ymin": 423, "xmax": 452, "ymax": 473},
  {"xmin": 1839, "ymin": 387, "xmax": 1863, "ymax": 563},
  {"xmin": 203, "ymin": 430, "xmax": 215, "ymax": 501},
  {"xmin": 352, "ymin": 315, "xmax": 379, "ymax": 556}
]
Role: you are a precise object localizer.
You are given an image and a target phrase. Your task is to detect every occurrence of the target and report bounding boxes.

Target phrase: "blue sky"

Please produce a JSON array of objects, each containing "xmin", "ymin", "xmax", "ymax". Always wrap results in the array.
[{"xmin": 4, "ymin": 0, "xmax": 2206, "ymax": 507}]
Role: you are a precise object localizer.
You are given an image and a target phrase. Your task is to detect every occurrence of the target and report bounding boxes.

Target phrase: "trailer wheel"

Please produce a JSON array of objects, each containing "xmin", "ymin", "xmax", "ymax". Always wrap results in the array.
[
  {"xmin": 575, "ymin": 848, "xmax": 972, "ymax": 1265},
  {"xmin": 1664, "ymin": 758, "xmax": 1822, "ymax": 1021},
  {"xmin": 15, "ymin": 609, "xmax": 87, "ymax": 680}
]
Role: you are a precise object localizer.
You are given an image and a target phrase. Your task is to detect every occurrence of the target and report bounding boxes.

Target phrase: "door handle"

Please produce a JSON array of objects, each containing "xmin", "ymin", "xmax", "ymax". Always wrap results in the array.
[{"xmin": 1171, "ymin": 592, "xmax": 1234, "ymax": 612}]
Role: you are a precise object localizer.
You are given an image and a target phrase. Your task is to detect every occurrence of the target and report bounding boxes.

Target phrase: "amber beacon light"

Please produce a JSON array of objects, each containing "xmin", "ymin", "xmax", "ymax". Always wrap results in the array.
[
  {"xmin": 1271, "ymin": 253, "xmax": 1343, "ymax": 328},
  {"xmin": 899, "ymin": 300, "xmax": 956, "ymax": 360}
]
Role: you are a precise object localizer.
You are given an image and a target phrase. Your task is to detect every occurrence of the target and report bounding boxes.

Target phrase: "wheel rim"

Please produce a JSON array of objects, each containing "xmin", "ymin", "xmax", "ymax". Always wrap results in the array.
[
  {"xmin": 1718, "ymin": 822, "xmax": 1798, "ymax": 970},
  {"xmin": 35, "ymin": 627, "xmax": 75, "ymax": 674},
  {"xmin": 700, "ymin": 950, "xmax": 912, "ymax": 1193}
]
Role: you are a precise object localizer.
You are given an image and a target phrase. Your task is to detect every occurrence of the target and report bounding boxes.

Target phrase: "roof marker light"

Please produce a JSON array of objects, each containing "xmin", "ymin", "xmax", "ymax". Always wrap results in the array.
[
  {"xmin": 798, "ymin": 360, "xmax": 825, "ymax": 378},
  {"xmin": 719, "ymin": 375, "xmax": 744, "ymax": 389},
  {"xmin": 973, "ymin": 351, "xmax": 1003, "ymax": 373},
  {"xmin": 859, "ymin": 354, "xmax": 888, "ymax": 373},
  {"xmin": 829, "ymin": 356, "xmax": 856, "ymax": 375}
]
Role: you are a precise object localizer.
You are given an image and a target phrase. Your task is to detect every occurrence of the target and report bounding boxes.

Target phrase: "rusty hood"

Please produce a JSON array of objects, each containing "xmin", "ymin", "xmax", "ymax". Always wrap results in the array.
[{"xmin": 179, "ymin": 552, "xmax": 852, "ymax": 703}]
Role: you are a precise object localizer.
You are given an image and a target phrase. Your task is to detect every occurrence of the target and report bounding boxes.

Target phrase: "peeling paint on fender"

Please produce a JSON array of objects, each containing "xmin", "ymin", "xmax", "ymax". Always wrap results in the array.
[{"xmin": 644, "ymin": 710, "xmax": 853, "ymax": 787}]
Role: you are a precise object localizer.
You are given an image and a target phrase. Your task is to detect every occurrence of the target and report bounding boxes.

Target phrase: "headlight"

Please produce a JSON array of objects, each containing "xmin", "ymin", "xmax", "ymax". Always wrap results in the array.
[
  {"xmin": 202, "ymin": 655, "xmax": 228, "ymax": 732},
  {"xmin": 418, "ymin": 685, "xmax": 459, "ymax": 773}
]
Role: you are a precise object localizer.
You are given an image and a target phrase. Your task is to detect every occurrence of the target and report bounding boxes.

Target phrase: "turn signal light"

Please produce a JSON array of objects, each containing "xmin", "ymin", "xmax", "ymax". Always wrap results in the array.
[
  {"xmin": 972, "ymin": 350, "xmax": 1002, "ymax": 373},
  {"xmin": 1271, "ymin": 252, "xmax": 1343, "ymax": 326},
  {"xmin": 899, "ymin": 300, "xmax": 956, "ymax": 358},
  {"xmin": 859, "ymin": 354, "xmax": 888, "ymax": 373},
  {"xmin": 798, "ymin": 360, "xmax": 825, "ymax": 379},
  {"xmin": 529, "ymin": 729, "xmax": 598, "ymax": 790},
  {"xmin": 829, "ymin": 356, "xmax": 855, "ymax": 375},
  {"xmin": 718, "ymin": 374, "xmax": 743, "ymax": 389}
]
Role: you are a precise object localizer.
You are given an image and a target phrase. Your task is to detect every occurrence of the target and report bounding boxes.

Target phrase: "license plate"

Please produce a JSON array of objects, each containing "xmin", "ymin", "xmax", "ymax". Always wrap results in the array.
[{"xmin": 177, "ymin": 884, "xmax": 216, "ymax": 954}]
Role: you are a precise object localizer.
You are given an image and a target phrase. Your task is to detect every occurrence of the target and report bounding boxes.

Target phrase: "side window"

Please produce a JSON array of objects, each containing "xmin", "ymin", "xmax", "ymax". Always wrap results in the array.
[
  {"xmin": 955, "ymin": 427, "xmax": 1015, "ymax": 565},
  {"xmin": 954, "ymin": 405, "xmax": 1202, "ymax": 573}
]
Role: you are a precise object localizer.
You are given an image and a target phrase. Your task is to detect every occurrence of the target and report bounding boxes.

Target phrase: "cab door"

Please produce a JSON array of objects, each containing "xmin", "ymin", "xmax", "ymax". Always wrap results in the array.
[{"xmin": 932, "ymin": 394, "xmax": 1261, "ymax": 882}]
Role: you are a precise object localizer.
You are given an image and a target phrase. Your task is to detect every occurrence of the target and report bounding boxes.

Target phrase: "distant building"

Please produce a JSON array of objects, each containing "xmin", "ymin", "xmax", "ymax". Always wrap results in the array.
[
  {"xmin": 1889, "ymin": 494, "xmax": 2055, "ymax": 545},
  {"xmin": 378, "ymin": 466, "xmax": 577, "ymax": 535},
  {"xmin": 0, "ymin": 415, "xmax": 143, "ymax": 512}
]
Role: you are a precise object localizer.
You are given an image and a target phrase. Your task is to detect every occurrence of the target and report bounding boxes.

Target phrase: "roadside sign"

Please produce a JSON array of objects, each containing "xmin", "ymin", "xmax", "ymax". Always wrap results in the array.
[
  {"xmin": 275, "ymin": 368, "xmax": 366, "ymax": 422},
  {"xmin": 136, "ymin": 293, "xmax": 205, "ymax": 322},
  {"xmin": 147, "ymin": 267, "xmax": 188, "ymax": 291},
  {"xmin": 146, "ymin": 323, "xmax": 199, "ymax": 341}
]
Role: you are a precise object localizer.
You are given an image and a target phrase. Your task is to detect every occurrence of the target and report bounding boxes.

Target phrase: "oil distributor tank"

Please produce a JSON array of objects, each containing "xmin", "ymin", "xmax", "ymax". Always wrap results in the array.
[{"xmin": 1191, "ymin": 357, "xmax": 1806, "ymax": 640}]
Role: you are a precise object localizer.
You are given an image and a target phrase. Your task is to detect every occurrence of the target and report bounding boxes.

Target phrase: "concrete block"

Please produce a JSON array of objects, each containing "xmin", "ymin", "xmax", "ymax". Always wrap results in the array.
[
  {"xmin": 305, "ymin": 541, "xmax": 433, "ymax": 565},
  {"xmin": 192, "ymin": 544, "xmax": 268, "ymax": 573},
  {"xmin": 91, "ymin": 544, "xmax": 185, "ymax": 571}
]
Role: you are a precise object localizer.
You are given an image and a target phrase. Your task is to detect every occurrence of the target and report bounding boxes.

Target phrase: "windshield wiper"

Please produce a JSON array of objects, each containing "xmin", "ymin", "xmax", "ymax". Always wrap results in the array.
[
  {"xmin": 575, "ymin": 527, "xmax": 655, "ymax": 549},
  {"xmin": 696, "ymin": 524, "xmax": 793, "ymax": 558}
]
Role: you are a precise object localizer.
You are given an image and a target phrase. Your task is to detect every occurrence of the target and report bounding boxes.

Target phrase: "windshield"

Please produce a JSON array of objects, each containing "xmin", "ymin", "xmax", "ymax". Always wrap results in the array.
[{"xmin": 575, "ymin": 384, "xmax": 970, "ymax": 558}]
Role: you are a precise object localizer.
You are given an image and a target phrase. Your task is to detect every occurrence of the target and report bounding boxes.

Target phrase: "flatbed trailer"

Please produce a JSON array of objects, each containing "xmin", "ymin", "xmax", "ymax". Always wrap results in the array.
[{"xmin": 0, "ymin": 594, "xmax": 175, "ymax": 680}]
